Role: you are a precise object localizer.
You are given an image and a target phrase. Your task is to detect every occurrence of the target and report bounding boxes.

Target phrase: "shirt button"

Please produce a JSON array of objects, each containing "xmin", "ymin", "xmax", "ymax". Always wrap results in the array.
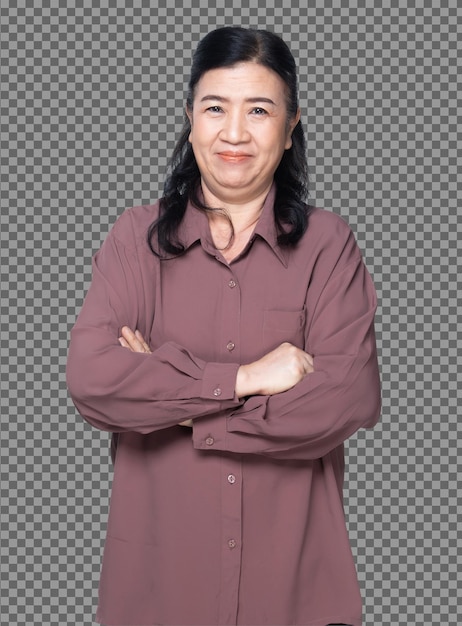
[
  {"xmin": 228, "ymin": 279, "xmax": 237, "ymax": 289},
  {"xmin": 227, "ymin": 474, "xmax": 236, "ymax": 484},
  {"xmin": 205, "ymin": 437, "xmax": 214, "ymax": 446},
  {"xmin": 228, "ymin": 539, "xmax": 237, "ymax": 549},
  {"xmin": 213, "ymin": 387, "xmax": 222, "ymax": 397},
  {"xmin": 226, "ymin": 341, "xmax": 235, "ymax": 352}
]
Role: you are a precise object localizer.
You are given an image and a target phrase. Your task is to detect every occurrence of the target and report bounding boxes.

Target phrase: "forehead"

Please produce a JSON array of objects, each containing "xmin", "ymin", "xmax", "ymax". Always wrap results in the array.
[{"xmin": 193, "ymin": 62, "xmax": 288, "ymax": 102}]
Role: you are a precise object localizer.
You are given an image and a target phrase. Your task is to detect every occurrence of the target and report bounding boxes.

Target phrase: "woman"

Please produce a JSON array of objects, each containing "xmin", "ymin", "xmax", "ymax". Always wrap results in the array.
[{"xmin": 67, "ymin": 26, "xmax": 381, "ymax": 626}]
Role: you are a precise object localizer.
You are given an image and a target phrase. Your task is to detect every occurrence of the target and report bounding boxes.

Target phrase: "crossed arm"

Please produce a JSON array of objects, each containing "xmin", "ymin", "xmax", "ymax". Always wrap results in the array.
[
  {"xmin": 119, "ymin": 326, "xmax": 314, "ymax": 426},
  {"xmin": 68, "ymin": 211, "xmax": 380, "ymax": 458}
]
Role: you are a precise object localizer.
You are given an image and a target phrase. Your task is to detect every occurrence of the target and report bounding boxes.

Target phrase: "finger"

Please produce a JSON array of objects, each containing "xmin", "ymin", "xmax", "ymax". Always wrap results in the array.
[
  {"xmin": 301, "ymin": 353, "xmax": 314, "ymax": 374},
  {"xmin": 118, "ymin": 337, "xmax": 131, "ymax": 349},
  {"xmin": 135, "ymin": 329, "xmax": 152, "ymax": 353},
  {"xmin": 121, "ymin": 326, "xmax": 146, "ymax": 353}
]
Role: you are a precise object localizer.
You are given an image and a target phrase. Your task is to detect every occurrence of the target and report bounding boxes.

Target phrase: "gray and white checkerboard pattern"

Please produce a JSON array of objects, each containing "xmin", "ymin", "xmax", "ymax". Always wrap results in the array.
[{"xmin": 1, "ymin": 1, "xmax": 460, "ymax": 624}]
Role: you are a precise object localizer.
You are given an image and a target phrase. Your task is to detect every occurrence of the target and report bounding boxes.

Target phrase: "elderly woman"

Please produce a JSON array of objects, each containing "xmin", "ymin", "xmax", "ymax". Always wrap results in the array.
[{"xmin": 67, "ymin": 26, "xmax": 380, "ymax": 626}]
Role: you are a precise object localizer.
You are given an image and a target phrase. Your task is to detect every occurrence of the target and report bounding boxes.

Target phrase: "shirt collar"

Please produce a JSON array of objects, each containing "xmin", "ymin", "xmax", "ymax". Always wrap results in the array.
[
  {"xmin": 251, "ymin": 184, "xmax": 290, "ymax": 267},
  {"xmin": 177, "ymin": 183, "xmax": 290, "ymax": 267}
]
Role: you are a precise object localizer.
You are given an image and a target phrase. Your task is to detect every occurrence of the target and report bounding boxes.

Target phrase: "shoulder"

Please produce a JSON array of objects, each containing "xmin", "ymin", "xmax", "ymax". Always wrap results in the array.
[
  {"xmin": 108, "ymin": 200, "xmax": 161, "ymax": 251},
  {"xmin": 299, "ymin": 206, "xmax": 363, "ymax": 267},
  {"xmin": 307, "ymin": 206, "xmax": 354, "ymax": 240}
]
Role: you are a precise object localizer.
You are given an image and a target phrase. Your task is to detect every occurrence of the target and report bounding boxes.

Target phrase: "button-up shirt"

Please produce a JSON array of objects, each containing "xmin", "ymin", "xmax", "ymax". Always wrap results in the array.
[{"xmin": 67, "ymin": 185, "xmax": 381, "ymax": 626}]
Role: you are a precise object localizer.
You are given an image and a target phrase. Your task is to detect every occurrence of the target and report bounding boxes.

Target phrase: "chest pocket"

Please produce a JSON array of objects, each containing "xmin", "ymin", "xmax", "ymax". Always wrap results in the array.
[{"xmin": 262, "ymin": 308, "xmax": 306, "ymax": 351}]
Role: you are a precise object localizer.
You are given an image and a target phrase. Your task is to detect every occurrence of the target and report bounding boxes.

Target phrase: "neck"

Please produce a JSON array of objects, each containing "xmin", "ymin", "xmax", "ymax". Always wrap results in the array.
[
  {"xmin": 200, "ymin": 181, "xmax": 272, "ymax": 261},
  {"xmin": 200, "ymin": 180, "xmax": 271, "ymax": 232}
]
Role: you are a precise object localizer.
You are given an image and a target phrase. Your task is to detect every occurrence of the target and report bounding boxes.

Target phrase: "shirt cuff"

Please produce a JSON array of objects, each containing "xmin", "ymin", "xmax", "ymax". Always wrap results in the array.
[{"xmin": 200, "ymin": 361, "xmax": 240, "ymax": 401}]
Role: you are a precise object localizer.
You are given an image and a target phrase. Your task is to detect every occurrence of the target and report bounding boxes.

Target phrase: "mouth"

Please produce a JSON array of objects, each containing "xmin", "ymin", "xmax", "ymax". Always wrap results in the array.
[{"xmin": 217, "ymin": 151, "xmax": 252, "ymax": 163}]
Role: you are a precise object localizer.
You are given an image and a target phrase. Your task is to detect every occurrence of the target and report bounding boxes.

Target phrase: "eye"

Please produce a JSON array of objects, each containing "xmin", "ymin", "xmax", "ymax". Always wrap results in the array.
[
  {"xmin": 206, "ymin": 105, "xmax": 223, "ymax": 114},
  {"xmin": 251, "ymin": 107, "xmax": 268, "ymax": 116}
]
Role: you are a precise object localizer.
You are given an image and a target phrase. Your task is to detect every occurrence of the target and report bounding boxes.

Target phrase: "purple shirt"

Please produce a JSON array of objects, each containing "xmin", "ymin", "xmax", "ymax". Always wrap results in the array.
[{"xmin": 67, "ymin": 186, "xmax": 381, "ymax": 626}]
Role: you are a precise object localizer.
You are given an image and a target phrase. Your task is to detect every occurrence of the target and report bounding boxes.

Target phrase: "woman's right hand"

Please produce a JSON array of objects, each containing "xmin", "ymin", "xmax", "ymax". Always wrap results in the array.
[
  {"xmin": 118, "ymin": 328, "xmax": 313, "ymax": 403},
  {"xmin": 235, "ymin": 342, "xmax": 314, "ymax": 398}
]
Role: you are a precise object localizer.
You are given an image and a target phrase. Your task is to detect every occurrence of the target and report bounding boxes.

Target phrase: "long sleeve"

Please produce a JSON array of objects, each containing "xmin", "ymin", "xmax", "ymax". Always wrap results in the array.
[
  {"xmin": 192, "ymin": 222, "xmax": 381, "ymax": 461},
  {"xmin": 66, "ymin": 210, "xmax": 242, "ymax": 434},
  {"xmin": 75, "ymin": 200, "xmax": 378, "ymax": 626}
]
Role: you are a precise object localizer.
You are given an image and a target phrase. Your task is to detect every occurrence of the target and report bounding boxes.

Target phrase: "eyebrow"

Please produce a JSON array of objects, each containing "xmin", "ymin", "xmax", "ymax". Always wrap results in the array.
[{"xmin": 200, "ymin": 95, "xmax": 277, "ymax": 106}]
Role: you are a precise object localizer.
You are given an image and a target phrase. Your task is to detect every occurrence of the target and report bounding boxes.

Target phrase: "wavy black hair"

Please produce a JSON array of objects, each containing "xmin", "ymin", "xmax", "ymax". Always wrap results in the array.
[{"xmin": 148, "ymin": 26, "xmax": 311, "ymax": 257}]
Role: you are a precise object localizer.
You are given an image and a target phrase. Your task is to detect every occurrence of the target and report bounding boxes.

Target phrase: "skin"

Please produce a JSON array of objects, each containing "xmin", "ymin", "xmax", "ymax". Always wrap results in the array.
[
  {"xmin": 186, "ymin": 63, "xmax": 299, "ymax": 210},
  {"xmin": 186, "ymin": 62, "xmax": 300, "ymax": 262},
  {"xmin": 119, "ymin": 63, "xmax": 314, "ymax": 423}
]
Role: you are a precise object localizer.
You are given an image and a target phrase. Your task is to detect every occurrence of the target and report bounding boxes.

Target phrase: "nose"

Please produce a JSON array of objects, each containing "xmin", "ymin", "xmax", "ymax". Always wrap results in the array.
[{"xmin": 219, "ymin": 111, "xmax": 250, "ymax": 144}]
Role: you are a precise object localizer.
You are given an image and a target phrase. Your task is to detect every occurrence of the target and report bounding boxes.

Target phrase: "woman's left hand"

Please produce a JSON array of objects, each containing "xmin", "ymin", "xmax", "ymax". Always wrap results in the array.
[
  {"xmin": 118, "ymin": 326, "xmax": 193, "ymax": 427},
  {"xmin": 118, "ymin": 326, "xmax": 152, "ymax": 353}
]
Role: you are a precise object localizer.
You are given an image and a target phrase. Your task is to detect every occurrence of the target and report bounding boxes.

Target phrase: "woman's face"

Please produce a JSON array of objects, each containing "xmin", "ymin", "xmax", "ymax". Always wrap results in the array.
[{"xmin": 187, "ymin": 62, "xmax": 300, "ymax": 206}]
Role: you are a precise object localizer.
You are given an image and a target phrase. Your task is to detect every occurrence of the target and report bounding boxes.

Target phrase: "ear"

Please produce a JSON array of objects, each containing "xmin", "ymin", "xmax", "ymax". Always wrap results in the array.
[
  {"xmin": 285, "ymin": 107, "xmax": 301, "ymax": 150},
  {"xmin": 186, "ymin": 103, "xmax": 193, "ymax": 142}
]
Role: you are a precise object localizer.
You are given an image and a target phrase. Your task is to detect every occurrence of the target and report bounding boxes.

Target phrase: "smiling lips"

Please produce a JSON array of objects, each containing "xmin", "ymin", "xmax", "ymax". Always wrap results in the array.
[{"xmin": 217, "ymin": 151, "xmax": 252, "ymax": 163}]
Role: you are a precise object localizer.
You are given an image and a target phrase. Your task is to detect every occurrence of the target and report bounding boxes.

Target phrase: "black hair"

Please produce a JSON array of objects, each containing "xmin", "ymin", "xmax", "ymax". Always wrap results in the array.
[{"xmin": 148, "ymin": 26, "xmax": 311, "ymax": 257}]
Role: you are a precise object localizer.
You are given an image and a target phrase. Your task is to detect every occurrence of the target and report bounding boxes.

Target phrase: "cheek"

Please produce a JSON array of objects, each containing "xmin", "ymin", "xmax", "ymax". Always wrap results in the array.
[{"xmin": 190, "ymin": 123, "xmax": 209, "ymax": 150}]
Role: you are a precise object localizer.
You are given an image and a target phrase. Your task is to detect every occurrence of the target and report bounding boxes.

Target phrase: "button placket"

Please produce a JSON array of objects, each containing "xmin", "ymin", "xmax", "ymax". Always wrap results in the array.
[
  {"xmin": 219, "ymin": 453, "xmax": 243, "ymax": 624},
  {"xmin": 215, "ymin": 268, "xmax": 242, "ymax": 624},
  {"xmin": 223, "ymin": 272, "xmax": 240, "ymax": 362}
]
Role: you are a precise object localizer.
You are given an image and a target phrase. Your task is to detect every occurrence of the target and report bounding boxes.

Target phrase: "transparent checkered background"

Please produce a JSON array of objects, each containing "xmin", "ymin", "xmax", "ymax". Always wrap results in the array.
[{"xmin": 1, "ymin": 1, "xmax": 460, "ymax": 624}]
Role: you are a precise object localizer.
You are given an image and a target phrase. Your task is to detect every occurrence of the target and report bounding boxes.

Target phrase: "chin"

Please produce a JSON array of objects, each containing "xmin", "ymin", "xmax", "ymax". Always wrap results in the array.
[{"xmin": 218, "ymin": 177, "xmax": 255, "ymax": 190}]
